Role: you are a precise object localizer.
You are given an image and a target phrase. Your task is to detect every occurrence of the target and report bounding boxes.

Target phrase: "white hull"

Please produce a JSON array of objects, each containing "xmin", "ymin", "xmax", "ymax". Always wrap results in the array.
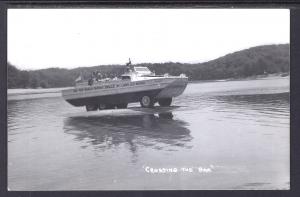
[
  {"xmin": 62, "ymin": 77, "xmax": 188, "ymax": 101},
  {"xmin": 62, "ymin": 65, "xmax": 188, "ymax": 108}
]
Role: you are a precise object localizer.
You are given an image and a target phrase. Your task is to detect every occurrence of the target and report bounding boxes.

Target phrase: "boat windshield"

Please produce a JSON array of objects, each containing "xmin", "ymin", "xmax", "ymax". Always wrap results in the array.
[{"xmin": 134, "ymin": 67, "xmax": 150, "ymax": 72}]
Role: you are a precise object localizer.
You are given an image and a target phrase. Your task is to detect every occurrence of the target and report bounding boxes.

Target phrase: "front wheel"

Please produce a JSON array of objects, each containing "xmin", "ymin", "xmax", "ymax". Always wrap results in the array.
[
  {"xmin": 140, "ymin": 95, "xmax": 154, "ymax": 108},
  {"xmin": 158, "ymin": 98, "xmax": 172, "ymax": 107}
]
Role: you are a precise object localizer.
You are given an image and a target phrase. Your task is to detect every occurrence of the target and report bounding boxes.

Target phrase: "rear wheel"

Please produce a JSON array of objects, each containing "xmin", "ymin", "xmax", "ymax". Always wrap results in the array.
[
  {"xmin": 140, "ymin": 95, "xmax": 154, "ymax": 108},
  {"xmin": 86, "ymin": 104, "xmax": 98, "ymax": 111},
  {"xmin": 158, "ymin": 98, "xmax": 172, "ymax": 107}
]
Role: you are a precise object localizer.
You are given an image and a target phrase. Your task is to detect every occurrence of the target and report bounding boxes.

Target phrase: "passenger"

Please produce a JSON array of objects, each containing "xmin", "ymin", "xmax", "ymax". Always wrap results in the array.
[
  {"xmin": 126, "ymin": 58, "xmax": 132, "ymax": 72},
  {"xmin": 126, "ymin": 58, "xmax": 131, "ymax": 66},
  {"xmin": 88, "ymin": 72, "xmax": 95, "ymax": 85},
  {"xmin": 88, "ymin": 78, "xmax": 93, "ymax": 86},
  {"xmin": 96, "ymin": 71, "xmax": 102, "ymax": 81}
]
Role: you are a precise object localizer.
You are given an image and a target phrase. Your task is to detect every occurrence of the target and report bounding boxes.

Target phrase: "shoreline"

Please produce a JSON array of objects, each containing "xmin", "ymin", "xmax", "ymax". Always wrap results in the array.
[
  {"xmin": 7, "ymin": 87, "xmax": 71, "ymax": 96},
  {"xmin": 8, "ymin": 73, "xmax": 289, "ymax": 94},
  {"xmin": 189, "ymin": 72, "xmax": 289, "ymax": 83},
  {"xmin": 7, "ymin": 74, "xmax": 289, "ymax": 101}
]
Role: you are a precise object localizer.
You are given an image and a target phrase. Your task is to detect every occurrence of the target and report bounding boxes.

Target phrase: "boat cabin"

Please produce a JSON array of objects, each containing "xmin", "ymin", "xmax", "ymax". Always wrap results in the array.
[
  {"xmin": 121, "ymin": 66, "xmax": 155, "ymax": 81},
  {"xmin": 75, "ymin": 66, "xmax": 155, "ymax": 86},
  {"xmin": 133, "ymin": 67, "xmax": 152, "ymax": 76}
]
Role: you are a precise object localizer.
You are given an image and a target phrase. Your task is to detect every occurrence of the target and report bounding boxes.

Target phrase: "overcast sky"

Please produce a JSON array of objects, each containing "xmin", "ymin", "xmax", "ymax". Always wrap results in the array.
[{"xmin": 8, "ymin": 9, "xmax": 289, "ymax": 70}]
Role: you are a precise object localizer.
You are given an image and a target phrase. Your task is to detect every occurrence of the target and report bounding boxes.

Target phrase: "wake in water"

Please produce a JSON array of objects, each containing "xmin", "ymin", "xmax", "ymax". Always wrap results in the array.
[{"xmin": 64, "ymin": 106, "xmax": 185, "ymax": 118}]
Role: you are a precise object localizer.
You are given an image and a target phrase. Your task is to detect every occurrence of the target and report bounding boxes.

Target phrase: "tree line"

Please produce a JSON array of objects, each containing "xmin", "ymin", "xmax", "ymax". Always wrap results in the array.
[{"xmin": 8, "ymin": 44, "xmax": 289, "ymax": 89}]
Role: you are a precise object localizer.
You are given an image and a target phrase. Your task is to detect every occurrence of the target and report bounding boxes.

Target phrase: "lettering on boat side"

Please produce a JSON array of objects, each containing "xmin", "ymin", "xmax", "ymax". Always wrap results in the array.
[{"xmin": 73, "ymin": 81, "xmax": 147, "ymax": 92}]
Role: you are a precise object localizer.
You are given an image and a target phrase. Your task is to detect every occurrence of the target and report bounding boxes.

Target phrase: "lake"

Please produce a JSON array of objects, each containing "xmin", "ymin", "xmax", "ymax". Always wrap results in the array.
[{"xmin": 7, "ymin": 76, "xmax": 290, "ymax": 190}]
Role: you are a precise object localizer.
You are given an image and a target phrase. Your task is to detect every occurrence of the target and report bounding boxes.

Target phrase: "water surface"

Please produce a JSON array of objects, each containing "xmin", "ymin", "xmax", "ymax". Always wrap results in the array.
[{"xmin": 8, "ymin": 77, "xmax": 290, "ymax": 190}]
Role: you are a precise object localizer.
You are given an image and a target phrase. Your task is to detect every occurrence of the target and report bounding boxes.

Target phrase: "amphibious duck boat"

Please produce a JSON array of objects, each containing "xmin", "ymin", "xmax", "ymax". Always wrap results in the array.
[{"xmin": 62, "ymin": 66, "xmax": 188, "ymax": 111}]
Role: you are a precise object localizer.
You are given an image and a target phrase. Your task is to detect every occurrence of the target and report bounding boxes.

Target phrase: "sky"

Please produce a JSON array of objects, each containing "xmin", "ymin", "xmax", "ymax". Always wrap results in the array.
[{"xmin": 8, "ymin": 9, "xmax": 289, "ymax": 70}]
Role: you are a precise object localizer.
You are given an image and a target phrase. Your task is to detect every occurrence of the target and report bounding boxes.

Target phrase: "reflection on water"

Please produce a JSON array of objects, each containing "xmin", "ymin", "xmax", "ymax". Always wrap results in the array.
[{"xmin": 63, "ymin": 113, "xmax": 192, "ymax": 154}]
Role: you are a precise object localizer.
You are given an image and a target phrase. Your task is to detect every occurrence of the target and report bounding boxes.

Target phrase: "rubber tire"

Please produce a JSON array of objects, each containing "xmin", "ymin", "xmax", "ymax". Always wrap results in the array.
[
  {"xmin": 116, "ymin": 103, "xmax": 128, "ymax": 109},
  {"xmin": 98, "ymin": 104, "xmax": 107, "ymax": 110},
  {"xmin": 158, "ymin": 98, "xmax": 172, "ymax": 107},
  {"xmin": 86, "ymin": 104, "xmax": 98, "ymax": 111},
  {"xmin": 140, "ymin": 95, "xmax": 154, "ymax": 108}
]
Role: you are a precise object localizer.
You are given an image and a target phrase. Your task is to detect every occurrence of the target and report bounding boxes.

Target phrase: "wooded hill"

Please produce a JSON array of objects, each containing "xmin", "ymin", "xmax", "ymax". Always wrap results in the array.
[{"xmin": 8, "ymin": 44, "xmax": 289, "ymax": 89}]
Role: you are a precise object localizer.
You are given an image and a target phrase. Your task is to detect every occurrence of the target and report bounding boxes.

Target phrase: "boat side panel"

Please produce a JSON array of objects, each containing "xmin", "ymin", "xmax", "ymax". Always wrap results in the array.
[
  {"xmin": 62, "ymin": 78, "xmax": 173, "ymax": 100},
  {"xmin": 65, "ymin": 89, "xmax": 163, "ymax": 107},
  {"xmin": 156, "ymin": 78, "xmax": 188, "ymax": 98}
]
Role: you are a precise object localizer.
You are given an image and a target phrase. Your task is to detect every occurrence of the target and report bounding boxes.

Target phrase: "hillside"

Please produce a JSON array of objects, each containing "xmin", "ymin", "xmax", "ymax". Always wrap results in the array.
[{"xmin": 7, "ymin": 44, "xmax": 289, "ymax": 89}]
